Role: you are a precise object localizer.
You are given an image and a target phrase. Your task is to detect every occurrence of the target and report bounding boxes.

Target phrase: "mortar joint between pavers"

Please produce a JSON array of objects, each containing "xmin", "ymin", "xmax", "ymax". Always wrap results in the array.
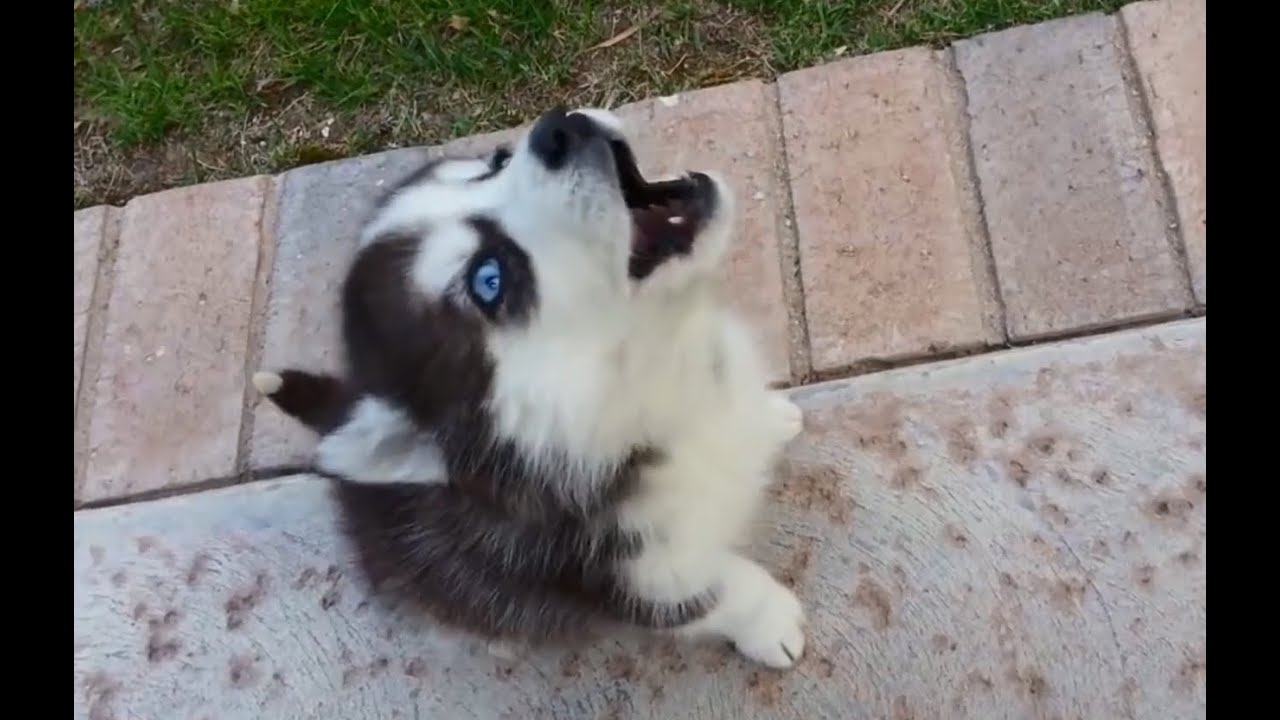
[
  {"xmin": 940, "ymin": 45, "xmax": 1011, "ymax": 346},
  {"xmin": 764, "ymin": 79, "xmax": 816, "ymax": 386},
  {"xmin": 808, "ymin": 342, "xmax": 992, "ymax": 385},
  {"xmin": 1006, "ymin": 305, "xmax": 1201, "ymax": 346},
  {"xmin": 1113, "ymin": 8, "xmax": 1198, "ymax": 308},
  {"xmin": 74, "ymin": 205, "xmax": 123, "ymax": 506},
  {"xmin": 75, "ymin": 463, "xmax": 316, "ymax": 512},
  {"xmin": 234, "ymin": 175, "xmax": 283, "ymax": 476},
  {"xmin": 78, "ymin": 307, "xmax": 1205, "ymax": 508},
  {"xmin": 804, "ymin": 306, "xmax": 1202, "ymax": 387}
]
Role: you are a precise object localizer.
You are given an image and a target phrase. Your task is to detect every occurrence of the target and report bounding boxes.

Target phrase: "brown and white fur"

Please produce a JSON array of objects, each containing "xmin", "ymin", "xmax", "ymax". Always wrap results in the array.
[{"xmin": 253, "ymin": 107, "xmax": 807, "ymax": 668}]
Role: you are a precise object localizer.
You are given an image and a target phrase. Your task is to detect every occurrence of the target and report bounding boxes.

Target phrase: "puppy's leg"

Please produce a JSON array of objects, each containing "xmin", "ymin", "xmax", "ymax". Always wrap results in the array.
[
  {"xmin": 615, "ymin": 395, "xmax": 806, "ymax": 667},
  {"xmin": 253, "ymin": 369, "xmax": 355, "ymax": 434},
  {"xmin": 623, "ymin": 540, "xmax": 805, "ymax": 669},
  {"xmin": 678, "ymin": 554, "xmax": 805, "ymax": 668}
]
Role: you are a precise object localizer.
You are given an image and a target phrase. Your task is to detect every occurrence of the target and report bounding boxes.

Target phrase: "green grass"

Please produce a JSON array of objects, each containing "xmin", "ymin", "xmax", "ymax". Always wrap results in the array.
[
  {"xmin": 738, "ymin": 0, "xmax": 1127, "ymax": 67},
  {"xmin": 74, "ymin": 0, "xmax": 1127, "ymax": 208},
  {"xmin": 75, "ymin": 1, "xmax": 593, "ymax": 146}
]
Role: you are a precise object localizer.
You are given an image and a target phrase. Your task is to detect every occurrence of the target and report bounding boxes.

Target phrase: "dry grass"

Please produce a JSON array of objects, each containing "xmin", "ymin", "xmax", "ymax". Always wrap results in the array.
[{"xmin": 74, "ymin": 0, "xmax": 1126, "ymax": 209}]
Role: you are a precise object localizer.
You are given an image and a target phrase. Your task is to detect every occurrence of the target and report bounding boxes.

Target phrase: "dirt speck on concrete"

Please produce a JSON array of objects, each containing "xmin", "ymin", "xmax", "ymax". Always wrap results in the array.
[
  {"xmin": 403, "ymin": 657, "xmax": 428, "ymax": 679},
  {"xmin": 772, "ymin": 462, "xmax": 855, "ymax": 523},
  {"xmin": 82, "ymin": 671, "xmax": 121, "ymax": 720},
  {"xmin": 945, "ymin": 423, "xmax": 978, "ymax": 466},
  {"xmin": 1133, "ymin": 564, "xmax": 1156, "ymax": 589},
  {"xmin": 1041, "ymin": 502, "xmax": 1070, "ymax": 527},
  {"xmin": 225, "ymin": 572, "xmax": 269, "ymax": 630},
  {"xmin": 986, "ymin": 393, "xmax": 1017, "ymax": 439},
  {"xmin": 1173, "ymin": 653, "xmax": 1205, "ymax": 693},
  {"xmin": 1007, "ymin": 458, "xmax": 1031, "ymax": 487},
  {"xmin": 1047, "ymin": 578, "xmax": 1086, "ymax": 614},
  {"xmin": 186, "ymin": 552, "xmax": 212, "ymax": 586},
  {"xmin": 228, "ymin": 653, "xmax": 262, "ymax": 689},
  {"xmin": 1148, "ymin": 493, "xmax": 1195, "ymax": 523},
  {"xmin": 779, "ymin": 537, "xmax": 817, "ymax": 589},
  {"xmin": 891, "ymin": 465, "xmax": 923, "ymax": 491},
  {"xmin": 606, "ymin": 653, "xmax": 638, "ymax": 681},
  {"xmin": 559, "ymin": 651, "xmax": 582, "ymax": 679},
  {"xmin": 944, "ymin": 524, "xmax": 970, "ymax": 549},
  {"xmin": 853, "ymin": 578, "xmax": 893, "ymax": 630},
  {"xmin": 746, "ymin": 670, "xmax": 784, "ymax": 706}
]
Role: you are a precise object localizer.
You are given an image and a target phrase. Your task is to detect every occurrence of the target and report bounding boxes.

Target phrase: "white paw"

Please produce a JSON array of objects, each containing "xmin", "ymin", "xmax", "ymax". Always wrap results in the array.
[
  {"xmin": 768, "ymin": 393, "xmax": 805, "ymax": 443},
  {"xmin": 732, "ymin": 576, "xmax": 806, "ymax": 669},
  {"xmin": 486, "ymin": 639, "xmax": 522, "ymax": 661},
  {"xmin": 251, "ymin": 370, "xmax": 282, "ymax": 395}
]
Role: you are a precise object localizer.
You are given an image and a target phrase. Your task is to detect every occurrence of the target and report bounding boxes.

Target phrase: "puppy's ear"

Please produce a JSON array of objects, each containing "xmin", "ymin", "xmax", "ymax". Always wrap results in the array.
[{"xmin": 252, "ymin": 369, "xmax": 355, "ymax": 436}]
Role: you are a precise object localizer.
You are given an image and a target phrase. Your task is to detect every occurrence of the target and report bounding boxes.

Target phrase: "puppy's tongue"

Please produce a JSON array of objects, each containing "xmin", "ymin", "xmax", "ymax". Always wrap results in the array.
[{"xmin": 631, "ymin": 204, "xmax": 692, "ymax": 253}]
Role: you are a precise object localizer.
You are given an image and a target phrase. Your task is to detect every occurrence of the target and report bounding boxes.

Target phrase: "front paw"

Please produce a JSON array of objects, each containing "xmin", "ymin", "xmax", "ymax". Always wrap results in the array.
[
  {"xmin": 768, "ymin": 392, "xmax": 805, "ymax": 443},
  {"xmin": 732, "ymin": 575, "xmax": 807, "ymax": 669}
]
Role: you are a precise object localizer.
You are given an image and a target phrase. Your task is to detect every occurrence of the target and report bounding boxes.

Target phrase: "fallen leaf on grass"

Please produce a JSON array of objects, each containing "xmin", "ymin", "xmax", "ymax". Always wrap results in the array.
[
  {"xmin": 447, "ymin": 15, "xmax": 469, "ymax": 32},
  {"xmin": 584, "ymin": 11, "xmax": 660, "ymax": 52}
]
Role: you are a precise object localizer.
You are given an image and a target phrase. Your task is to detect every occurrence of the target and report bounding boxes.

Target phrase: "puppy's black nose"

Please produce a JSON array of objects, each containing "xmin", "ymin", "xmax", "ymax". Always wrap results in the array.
[{"xmin": 529, "ymin": 106, "xmax": 602, "ymax": 170}]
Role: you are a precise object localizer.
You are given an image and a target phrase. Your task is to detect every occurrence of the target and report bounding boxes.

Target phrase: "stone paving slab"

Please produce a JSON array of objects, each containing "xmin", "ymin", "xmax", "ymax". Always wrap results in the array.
[
  {"xmin": 779, "ymin": 48, "xmax": 1002, "ymax": 373},
  {"xmin": 74, "ymin": 318, "xmax": 1205, "ymax": 720},
  {"xmin": 955, "ymin": 12, "xmax": 1193, "ymax": 341},
  {"xmin": 79, "ymin": 177, "xmax": 272, "ymax": 503},
  {"xmin": 248, "ymin": 148, "xmax": 432, "ymax": 469},
  {"xmin": 623, "ymin": 82, "xmax": 794, "ymax": 383},
  {"xmin": 1122, "ymin": 0, "xmax": 1206, "ymax": 304}
]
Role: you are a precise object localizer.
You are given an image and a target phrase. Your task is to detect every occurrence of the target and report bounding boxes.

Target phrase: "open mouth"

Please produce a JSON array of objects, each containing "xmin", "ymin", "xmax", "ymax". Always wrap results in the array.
[{"xmin": 609, "ymin": 140, "xmax": 717, "ymax": 280}]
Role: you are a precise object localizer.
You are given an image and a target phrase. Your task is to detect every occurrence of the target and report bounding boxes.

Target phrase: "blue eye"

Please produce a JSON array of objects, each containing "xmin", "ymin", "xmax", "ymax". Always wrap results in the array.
[{"xmin": 470, "ymin": 257, "xmax": 502, "ymax": 305}]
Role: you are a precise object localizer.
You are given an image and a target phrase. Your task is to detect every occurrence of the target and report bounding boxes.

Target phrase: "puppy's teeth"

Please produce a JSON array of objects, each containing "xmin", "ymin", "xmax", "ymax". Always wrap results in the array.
[{"xmin": 668, "ymin": 216, "xmax": 685, "ymax": 225}]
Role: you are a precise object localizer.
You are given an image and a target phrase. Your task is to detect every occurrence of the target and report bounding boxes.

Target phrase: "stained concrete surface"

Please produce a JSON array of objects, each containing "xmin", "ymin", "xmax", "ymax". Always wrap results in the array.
[{"xmin": 74, "ymin": 318, "xmax": 1206, "ymax": 720}]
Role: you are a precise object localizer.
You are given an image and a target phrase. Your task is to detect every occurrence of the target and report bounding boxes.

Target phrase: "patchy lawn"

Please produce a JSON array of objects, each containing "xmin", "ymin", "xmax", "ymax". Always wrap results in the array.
[{"xmin": 74, "ymin": 0, "xmax": 1126, "ymax": 208}]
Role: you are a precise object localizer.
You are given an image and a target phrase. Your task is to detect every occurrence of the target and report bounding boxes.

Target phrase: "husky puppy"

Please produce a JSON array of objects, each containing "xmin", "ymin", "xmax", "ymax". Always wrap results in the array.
[{"xmin": 253, "ymin": 107, "xmax": 807, "ymax": 668}]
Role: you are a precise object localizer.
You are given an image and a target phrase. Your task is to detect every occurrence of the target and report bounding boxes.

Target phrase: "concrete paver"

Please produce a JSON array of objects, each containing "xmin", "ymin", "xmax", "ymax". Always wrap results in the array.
[
  {"xmin": 80, "ymin": 177, "xmax": 271, "ymax": 503},
  {"xmin": 248, "ymin": 149, "xmax": 432, "ymax": 469},
  {"xmin": 74, "ymin": 206, "xmax": 111, "ymax": 405},
  {"xmin": 74, "ymin": 318, "xmax": 1205, "ymax": 719},
  {"xmin": 1122, "ymin": 0, "xmax": 1207, "ymax": 304},
  {"xmin": 955, "ymin": 13, "xmax": 1193, "ymax": 340},
  {"xmin": 624, "ymin": 81, "xmax": 794, "ymax": 383},
  {"xmin": 780, "ymin": 48, "xmax": 1003, "ymax": 373}
]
